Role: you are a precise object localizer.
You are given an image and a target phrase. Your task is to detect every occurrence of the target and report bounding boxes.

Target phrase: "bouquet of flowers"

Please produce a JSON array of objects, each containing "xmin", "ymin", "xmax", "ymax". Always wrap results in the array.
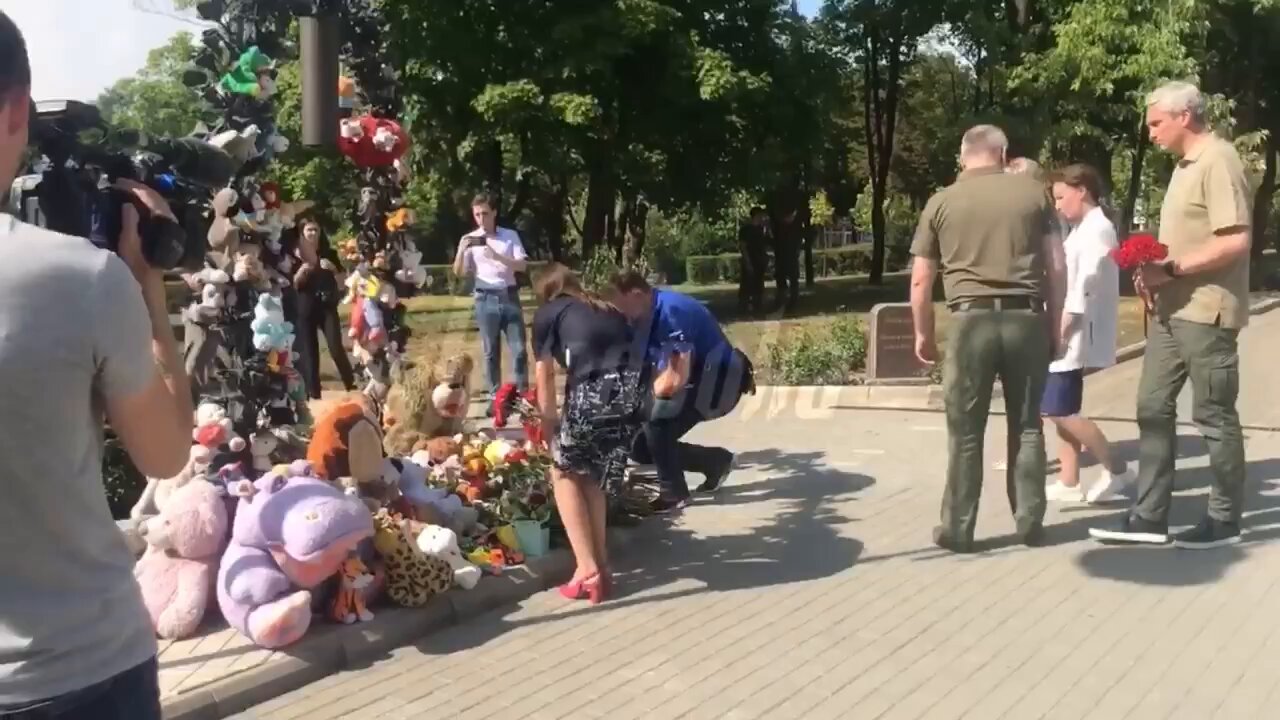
[
  {"xmin": 1110, "ymin": 232, "xmax": 1168, "ymax": 271},
  {"xmin": 492, "ymin": 383, "xmax": 545, "ymax": 446}
]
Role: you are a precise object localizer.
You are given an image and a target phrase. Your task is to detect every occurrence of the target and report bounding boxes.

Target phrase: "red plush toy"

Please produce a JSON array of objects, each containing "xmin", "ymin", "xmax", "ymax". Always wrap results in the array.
[
  {"xmin": 337, "ymin": 115, "xmax": 410, "ymax": 168},
  {"xmin": 492, "ymin": 384, "xmax": 545, "ymax": 446}
]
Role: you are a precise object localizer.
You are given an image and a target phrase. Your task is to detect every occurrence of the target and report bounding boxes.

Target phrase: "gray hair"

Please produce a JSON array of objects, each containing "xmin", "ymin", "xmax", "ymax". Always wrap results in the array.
[
  {"xmin": 1146, "ymin": 81, "xmax": 1207, "ymax": 125},
  {"xmin": 960, "ymin": 124, "xmax": 1008, "ymax": 162},
  {"xmin": 1007, "ymin": 157, "xmax": 1043, "ymax": 177}
]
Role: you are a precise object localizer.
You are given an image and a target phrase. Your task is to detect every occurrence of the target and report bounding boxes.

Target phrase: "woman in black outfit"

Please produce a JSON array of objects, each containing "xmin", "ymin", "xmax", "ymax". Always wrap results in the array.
[
  {"xmin": 293, "ymin": 218, "xmax": 357, "ymax": 399},
  {"xmin": 532, "ymin": 263, "xmax": 644, "ymax": 605}
]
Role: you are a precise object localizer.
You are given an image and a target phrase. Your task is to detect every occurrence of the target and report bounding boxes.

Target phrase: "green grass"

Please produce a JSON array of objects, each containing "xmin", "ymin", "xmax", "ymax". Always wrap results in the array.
[{"xmin": 317, "ymin": 271, "xmax": 1154, "ymax": 389}]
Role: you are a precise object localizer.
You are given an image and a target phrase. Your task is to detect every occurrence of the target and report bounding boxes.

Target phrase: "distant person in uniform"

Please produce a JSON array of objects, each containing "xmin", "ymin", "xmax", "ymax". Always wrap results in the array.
[
  {"xmin": 1042, "ymin": 164, "xmax": 1134, "ymax": 503},
  {"xmin": 773, "ymin": 208, "xmax": 802, "ymax": 314},
  {"xmin": 737, "ymin": 207, "xmax": 769, "ymax": 316},
  {"xmin": 909, "ymin": 124, "xmax": 1068, "ymax": 552},
  {"xmin": 1090, "ymin": 81, "xmax": 1252, "ymax": 549}
]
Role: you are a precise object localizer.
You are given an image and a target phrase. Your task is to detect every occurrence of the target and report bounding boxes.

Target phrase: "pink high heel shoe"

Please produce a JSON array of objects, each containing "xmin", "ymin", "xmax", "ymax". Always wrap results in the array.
[{"xmin": 559, "ymin": 572, "xmax": 608, "ymax": 604}]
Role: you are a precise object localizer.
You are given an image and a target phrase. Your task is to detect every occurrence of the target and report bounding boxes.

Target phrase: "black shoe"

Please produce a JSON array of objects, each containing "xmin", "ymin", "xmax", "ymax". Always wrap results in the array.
[
  {"xmin": 932, "ymin": 525, "xmax": 974, "ymax": 554},
  {"xmin": 1088, "ymin": 514, "xmax": 1169, "ymax": 545},
  {"xmin": 1172, "ymin": 517, "xmax": 1242, "ymax": 549},
  {"xmin": 649, "ymin": 495, "xmax": 692, "ymax": 514},
  {"xmin": 1019, "ymin": 524, "xmax": 1046, "ymax": 547},
  {"xmin": 694, "ymin": 451, "xmax": 735, "ymax": 494}
]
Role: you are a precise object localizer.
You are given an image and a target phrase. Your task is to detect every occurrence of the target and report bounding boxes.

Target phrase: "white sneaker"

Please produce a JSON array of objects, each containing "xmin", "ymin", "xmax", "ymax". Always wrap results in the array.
[
  {"xmin": 1086, "ymin": 463, "xmax": 1137, "ymax": 504},
  {"xmin": 1045, "ymin": 480, "xmax": 1087, "ymax": 503}
]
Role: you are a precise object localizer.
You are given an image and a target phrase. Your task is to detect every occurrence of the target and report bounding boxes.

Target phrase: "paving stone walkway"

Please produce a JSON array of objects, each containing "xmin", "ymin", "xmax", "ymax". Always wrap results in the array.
[{"xmin": 231, "ymin": 396, "xmax": 1280, "ymax": 719}]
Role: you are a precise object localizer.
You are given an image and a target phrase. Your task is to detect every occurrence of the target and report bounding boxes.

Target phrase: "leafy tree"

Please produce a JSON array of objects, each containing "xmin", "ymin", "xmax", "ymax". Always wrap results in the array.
[
  {"xmin": 97, "ymin": 32, "xmax": 204, "ymax": 138},
  {"xmin": 822, "ymin": 0, "xmax": 949, "ymax": 284}
]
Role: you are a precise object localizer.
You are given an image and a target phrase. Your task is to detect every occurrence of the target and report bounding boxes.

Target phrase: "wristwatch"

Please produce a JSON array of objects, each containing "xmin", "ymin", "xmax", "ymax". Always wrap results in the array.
[{"xmin": 1162, "ymin": 259, "xmax": 1179, "ymax": 278}]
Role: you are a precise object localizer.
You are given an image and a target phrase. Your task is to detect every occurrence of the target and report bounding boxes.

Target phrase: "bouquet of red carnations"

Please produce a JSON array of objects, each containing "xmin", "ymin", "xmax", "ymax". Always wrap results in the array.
[{"xmin": 1109, "ymin": 232, "xmax": 1168, "ymax": 271}]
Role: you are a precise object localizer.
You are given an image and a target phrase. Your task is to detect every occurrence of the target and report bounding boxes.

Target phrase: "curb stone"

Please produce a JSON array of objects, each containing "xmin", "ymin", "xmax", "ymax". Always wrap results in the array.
[{"xmin": 162, "ymin": 526, "xmax": 639, "ymax": 720}]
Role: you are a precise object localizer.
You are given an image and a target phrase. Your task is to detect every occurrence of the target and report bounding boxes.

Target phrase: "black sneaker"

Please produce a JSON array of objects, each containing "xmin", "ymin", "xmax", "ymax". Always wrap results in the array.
[
  {"xmin": 1088, "ymin": 514, "xmax": 1169, "ymax": 545},
  {"xmin": 1019, "ymin": 524, "xmax": 1046, "ymax": 548},
  {"xmin": 694, "ymin": 451, "xmax": 735, "ymax": 494},
  {"xmin": 649, "ymin": 495, "xmax": 692, "ymax": 514},
  {"xmin": 1172, "ymin": 517, "xmax": 1242, "ymax": 550}
]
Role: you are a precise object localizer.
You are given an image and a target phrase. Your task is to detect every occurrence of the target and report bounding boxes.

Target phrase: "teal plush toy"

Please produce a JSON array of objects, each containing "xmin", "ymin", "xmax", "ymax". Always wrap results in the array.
[{"xmin": 220, "ymin": 46, "xmax": 274, "ymax": 97}]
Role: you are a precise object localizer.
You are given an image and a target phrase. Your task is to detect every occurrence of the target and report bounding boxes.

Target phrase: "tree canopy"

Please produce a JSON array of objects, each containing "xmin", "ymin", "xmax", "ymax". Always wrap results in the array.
[{"xmin": 103, "ymin": 0, "xmax": 1280, "ymax": 278}]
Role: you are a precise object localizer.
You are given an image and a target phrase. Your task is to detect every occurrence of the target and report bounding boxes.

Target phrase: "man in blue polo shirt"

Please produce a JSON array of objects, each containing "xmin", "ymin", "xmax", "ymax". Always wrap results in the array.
[{"xmin": 608, "ymin": 271, "xmax": 755, "ymax": 512}]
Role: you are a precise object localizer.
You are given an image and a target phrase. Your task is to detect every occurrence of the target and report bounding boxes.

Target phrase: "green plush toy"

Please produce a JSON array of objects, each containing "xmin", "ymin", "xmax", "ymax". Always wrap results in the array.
[{"xmin": 220, "ymin": 46, "xmax": 273, "ymax": 97}]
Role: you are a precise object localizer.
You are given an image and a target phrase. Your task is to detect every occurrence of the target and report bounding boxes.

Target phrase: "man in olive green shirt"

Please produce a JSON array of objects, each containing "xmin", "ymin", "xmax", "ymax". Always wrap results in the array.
[
  {"xmin": 1090, "ymin": 81, "xmax": 1251, "ymax": 549},
  {"xmin": 910, "ymin": 125, "xmax": 1067, "ymax": 552}
]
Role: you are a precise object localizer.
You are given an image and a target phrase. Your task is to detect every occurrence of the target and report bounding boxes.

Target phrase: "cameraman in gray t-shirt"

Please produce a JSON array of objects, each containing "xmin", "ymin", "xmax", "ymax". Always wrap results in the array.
[{"xmin": 0, "ymin": 12, "xmax": 194, "ymax": 718}]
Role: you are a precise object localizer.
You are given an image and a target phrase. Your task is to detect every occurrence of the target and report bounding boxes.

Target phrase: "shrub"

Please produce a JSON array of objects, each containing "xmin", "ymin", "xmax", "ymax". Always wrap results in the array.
[
  {"xmin": 103, "ymin": 432, "xmax": 146, "ymax": 520},
  {"xmin": 685, "ymin": 245, "xmax": 873, "ymax": 285},
  {"xmin": 686, "ymin": 255, "xmax": 722, "ymax": 284},
  {"xmin": 764, "ymin": 315, "xmax": 867, "ymax": 385},
  {"xmin": 580, "ymin": 248, "xmax": 648, "ymax": 293},
  {"xmin": 419, "ymin": 261, "xmax": 549, "ymax": 296}
]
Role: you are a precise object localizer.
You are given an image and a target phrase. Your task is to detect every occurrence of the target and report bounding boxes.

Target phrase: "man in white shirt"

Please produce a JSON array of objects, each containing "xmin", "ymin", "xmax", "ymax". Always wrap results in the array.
[{"xmin": 452, "ymin": 193, "xmax": 530, "ymax": 395}]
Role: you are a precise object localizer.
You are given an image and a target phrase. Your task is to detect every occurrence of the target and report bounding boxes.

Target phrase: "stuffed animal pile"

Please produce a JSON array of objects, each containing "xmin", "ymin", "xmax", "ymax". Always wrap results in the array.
[
  {"xmin": 119, "ymin": 2, "xmax": 562, "ymax": 653},
  {"xmin": 124, "ymin": 358, "xmax": 556, "ymax": 648}
]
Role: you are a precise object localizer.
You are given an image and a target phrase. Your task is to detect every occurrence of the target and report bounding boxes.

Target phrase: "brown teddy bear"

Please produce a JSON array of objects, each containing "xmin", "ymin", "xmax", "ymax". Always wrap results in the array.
[
  {"xmin": 306, "ymin": 393, "xmax": 399, "ymax": 511},
  {"xmin": 207, "ymin": 187, "xmax": 241, "ymax": 268},
  {"xmin": 383, "ymin": 353, "xmax": 474, "ymax": 456}
]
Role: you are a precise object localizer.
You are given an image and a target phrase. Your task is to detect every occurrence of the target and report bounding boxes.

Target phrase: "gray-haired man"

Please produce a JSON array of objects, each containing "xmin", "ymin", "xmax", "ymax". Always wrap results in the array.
[
  {"xmin": 1089, "ymin": 81, "xmax": 1252, "ymax": 549},
  {"xmin": 910, "ymin": 125, "xmax": 1067, "ymax": 552}
]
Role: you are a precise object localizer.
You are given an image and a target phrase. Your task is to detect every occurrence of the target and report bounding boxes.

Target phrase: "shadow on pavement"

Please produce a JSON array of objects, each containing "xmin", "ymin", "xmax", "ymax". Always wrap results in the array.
[
  {"xmin": 610, "ymin": 448, "xmax": 872, "ymax": 595},
  {"xmin": 1069, "ymin": 457, "xmax": 1280, "ymax": 587},
  {"xmin": 398, "ymin": 448, "xmax": 872, "ymax": 660}
]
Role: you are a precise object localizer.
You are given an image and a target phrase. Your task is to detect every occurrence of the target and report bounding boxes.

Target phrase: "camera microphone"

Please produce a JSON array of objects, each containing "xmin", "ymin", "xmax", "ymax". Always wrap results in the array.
[{"xmin": 144, "ymin": 137, "xmax": 238, "ymax": 189}]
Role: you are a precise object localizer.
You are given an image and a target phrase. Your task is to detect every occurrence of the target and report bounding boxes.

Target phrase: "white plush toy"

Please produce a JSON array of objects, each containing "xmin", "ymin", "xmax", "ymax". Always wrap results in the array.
[
  {"xmin": 339, "ymin": 117, "xmax": 364, "ymax": 140},
  {"xmin": 249, "ymin": 432, "xmax": 279, "ymax": 474},
  {"xmin": 394, "ymin": 245, "xmax": 428, "ymax": 288},
  {"xmin": 417, "ymin": 524, "xmax": 481, "ymax": 590},
  {"xmin": 183, "ymin": 268, "xmax": 232, "ymax": 323},
  {"xmin": 209, "ymin": 125, "xmax": 262, "ymax": 167},
  {"xmin": 372, "ymin": 125, "xmax": 399, "ymax": 153},
  {"xmin": 193, "ymin": 402, "xmax": 246, "ymax": 454}
]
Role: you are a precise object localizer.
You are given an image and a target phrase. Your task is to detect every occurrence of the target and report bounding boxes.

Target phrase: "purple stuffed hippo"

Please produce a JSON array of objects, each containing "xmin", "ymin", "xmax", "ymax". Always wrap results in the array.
[{"xmin": 216, "ymin": 460, "xmax": 373, "ymax": 648}]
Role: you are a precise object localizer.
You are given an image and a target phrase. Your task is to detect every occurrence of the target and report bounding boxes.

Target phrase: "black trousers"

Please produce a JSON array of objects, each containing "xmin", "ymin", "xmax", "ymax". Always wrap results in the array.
[
  {"xmin": 738, "ymin": 250, "xmax": 767, "ymax": 314},
  {"xmin": 0, "ymin": 656, "xmax": 161, "ymax": 719},
  {"xmin": 296, "ymin": 293, "xmax": 356, "ymax": 399},
  {"xmin": 774, "ymin": 242, "xmax": 800, "ymax": 310}
]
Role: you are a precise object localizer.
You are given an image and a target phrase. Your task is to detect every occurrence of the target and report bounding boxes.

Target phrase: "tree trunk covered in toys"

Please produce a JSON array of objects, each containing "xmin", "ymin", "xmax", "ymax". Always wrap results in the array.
[{"xmin": 109, "ymin": 0, "xmax": 568, "ymax": 652}]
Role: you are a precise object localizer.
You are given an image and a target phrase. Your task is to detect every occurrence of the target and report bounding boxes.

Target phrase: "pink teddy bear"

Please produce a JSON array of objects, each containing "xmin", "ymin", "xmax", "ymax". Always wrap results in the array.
[{"xmin": 133, "ymin": 480, "xmax": 229, "ymax": 640}]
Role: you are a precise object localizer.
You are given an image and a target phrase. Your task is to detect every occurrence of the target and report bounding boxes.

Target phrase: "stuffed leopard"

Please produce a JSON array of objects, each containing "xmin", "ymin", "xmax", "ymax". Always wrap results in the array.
[{"xmin": 371, "ymin": 509, "xmax": 453, "ymax": 607}]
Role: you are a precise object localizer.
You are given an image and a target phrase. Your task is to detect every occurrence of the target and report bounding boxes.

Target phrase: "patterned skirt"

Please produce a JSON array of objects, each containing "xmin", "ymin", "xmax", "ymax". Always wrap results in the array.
[{"xmin": 552, "ymin": 367, "xmax": 645, "ymax": 493}]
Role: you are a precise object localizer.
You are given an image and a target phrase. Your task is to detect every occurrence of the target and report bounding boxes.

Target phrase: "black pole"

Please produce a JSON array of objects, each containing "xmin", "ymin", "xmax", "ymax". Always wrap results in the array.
[{"xmin": 300, "ymin": 14, "xmax": 339, "ymax": 148}]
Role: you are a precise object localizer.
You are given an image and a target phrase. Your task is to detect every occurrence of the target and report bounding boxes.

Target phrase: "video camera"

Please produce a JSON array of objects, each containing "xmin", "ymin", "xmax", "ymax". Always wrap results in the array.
[{"xmin": 10, "ymin": 99, "xmax": 238, "ymax": 271}]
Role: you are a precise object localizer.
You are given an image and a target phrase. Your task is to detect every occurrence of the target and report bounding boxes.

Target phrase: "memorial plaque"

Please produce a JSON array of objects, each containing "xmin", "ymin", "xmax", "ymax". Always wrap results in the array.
[{"xmin": 867, "ymin": 302, "xmax": 928, "ymax": 380}]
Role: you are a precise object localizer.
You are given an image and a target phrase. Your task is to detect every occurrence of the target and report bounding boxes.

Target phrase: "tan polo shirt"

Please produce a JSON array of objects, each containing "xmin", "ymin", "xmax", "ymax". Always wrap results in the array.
[
  {"xmin": 910, "ymin": 166, "xmax": 1058, "ymax": 304},
  {"xmin": 1155, "ymin": 134, "xmax": 1252, "ymax": 329}
]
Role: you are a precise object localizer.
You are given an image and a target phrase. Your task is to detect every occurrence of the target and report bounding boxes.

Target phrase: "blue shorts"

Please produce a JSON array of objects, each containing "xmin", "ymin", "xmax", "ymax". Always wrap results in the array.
[{"xmin": 1041, "ymin": 369, "xmax": 1084, "ymax": 417}]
